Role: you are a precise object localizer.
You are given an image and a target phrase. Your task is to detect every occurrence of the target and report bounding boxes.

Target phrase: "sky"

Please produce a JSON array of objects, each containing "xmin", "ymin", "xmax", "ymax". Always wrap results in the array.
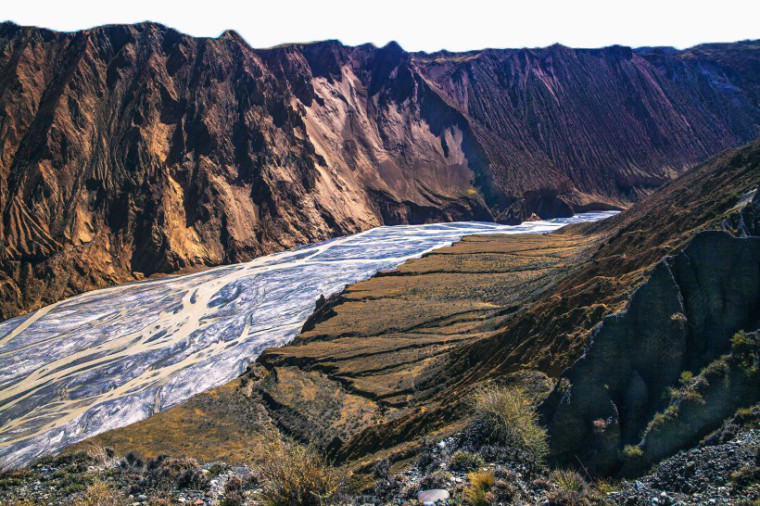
[{"xmin": 3, "ymin": 0, "xmax": 759, "ymax": 52}]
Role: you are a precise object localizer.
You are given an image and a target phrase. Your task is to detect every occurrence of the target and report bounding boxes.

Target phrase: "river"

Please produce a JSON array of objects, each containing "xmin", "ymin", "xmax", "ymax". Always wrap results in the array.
[{"xmin": 0, "ymin": 212, "xmax": 616, "ymax": 468}]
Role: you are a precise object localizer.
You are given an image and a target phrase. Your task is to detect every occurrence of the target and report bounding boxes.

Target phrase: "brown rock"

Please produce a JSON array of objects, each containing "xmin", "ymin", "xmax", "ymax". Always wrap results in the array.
[{"xmin": 1, "ymin": 22, "xmax": 759, "ymax": 320}]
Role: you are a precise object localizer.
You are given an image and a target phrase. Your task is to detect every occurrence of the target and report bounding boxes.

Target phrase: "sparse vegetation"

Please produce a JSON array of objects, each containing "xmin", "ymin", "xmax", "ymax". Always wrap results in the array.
[
  {"xmin": 594, "ymin": 478, "xmax": 621, "ymax": 494},
  {"xmin": 73, "ymin": 481, "xmax": 128, "ymax": 506},
  {"xmin": 420, "ymin": 469, "xmax": 453, "ymax": 489},
  {"xmin": 144, "ymin": 456, "xmax": 209, "ymax": 492},
  {"xmin": 647, "ymin": 405, "xmax": 680, "ymax": 433},
  {"xmin": 732, "ymin": 330, "xmax": 760, "ymax": 370},
  {"xmin": 623, "ymin": 445, "xmax": 644, "ymax": 459},
  {"xmin": 221, "ymin": 475, "xmax": 247, "ymax": 506},
  {"xmin": 471, "ymin": 384, "xmax": 549, "ymax": 461},
  {"xmin": 731, "ymin": 464, "xmax": 760, "ymax": 488}
]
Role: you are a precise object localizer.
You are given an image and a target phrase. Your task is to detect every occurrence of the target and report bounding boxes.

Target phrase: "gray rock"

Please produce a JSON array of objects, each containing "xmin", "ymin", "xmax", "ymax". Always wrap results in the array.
[{"xmin": 417, "ymin": 489, "xmax": 450, "ymax": 504}]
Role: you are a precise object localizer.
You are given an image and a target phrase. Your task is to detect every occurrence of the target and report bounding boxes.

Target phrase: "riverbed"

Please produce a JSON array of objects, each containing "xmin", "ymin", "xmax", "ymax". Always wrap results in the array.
[{"xmin": 0, "ymin": 212, "xmax": 616, "ymax": 468}]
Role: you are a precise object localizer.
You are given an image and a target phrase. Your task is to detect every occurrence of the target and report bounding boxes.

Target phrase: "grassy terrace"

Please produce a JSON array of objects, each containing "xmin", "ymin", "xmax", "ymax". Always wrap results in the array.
[{"xmin": 72, "ymin": 229, "xmax": 600, "ymax": 464}]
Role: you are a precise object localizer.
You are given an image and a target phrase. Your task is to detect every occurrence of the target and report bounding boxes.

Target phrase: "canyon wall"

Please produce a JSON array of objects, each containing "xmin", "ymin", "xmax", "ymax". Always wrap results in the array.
[{"xmin": 1, "ymin": 22, "xmax": 759, "ymax": 319}]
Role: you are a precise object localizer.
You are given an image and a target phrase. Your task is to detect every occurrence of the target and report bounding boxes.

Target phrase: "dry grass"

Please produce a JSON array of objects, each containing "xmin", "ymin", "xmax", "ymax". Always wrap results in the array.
[
  {"xmin": 464, "ymin": 470, "xmax": 495, "ymax": 505},
  {"xmin": 82, "ymin": 441, "xmax": 109, "ymax": 465},
  {"xmin": 472, "ymin": 384, "xmax": 549, "ymax": 460},
  {"xmin": 250, "ymin": 437, "xmax": 344, "ymax": 505},
  {"xmin": 77, "ymin": 233, "xmax": 589, "ymax": 464},
  {"xmin": 550, "ymin": 469, "xmax": 586, "ymax": 493},
  {"xmin": 73, "ymin": 481, "xmax": 127, "ymax": 506}
]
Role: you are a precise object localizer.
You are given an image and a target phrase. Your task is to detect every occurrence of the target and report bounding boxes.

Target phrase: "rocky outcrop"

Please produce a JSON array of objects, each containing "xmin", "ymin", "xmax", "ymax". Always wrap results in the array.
[
  {"xmin": 1, "ymin": 22, "xmax": 759, "ymax": 320},
  {"xmin": 541, "ymin": 231, "xmax": 760, "ymax": 475},
  {"xmin": 634, "ymin": 331, "xmax": 760, "ymax": 471}
]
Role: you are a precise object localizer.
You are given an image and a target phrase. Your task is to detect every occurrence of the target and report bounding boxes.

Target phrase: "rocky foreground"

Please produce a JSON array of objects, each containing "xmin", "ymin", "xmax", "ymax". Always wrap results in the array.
[{"xmin": 1, "ymin": 410, "xmax": 758, "ymax": 505}]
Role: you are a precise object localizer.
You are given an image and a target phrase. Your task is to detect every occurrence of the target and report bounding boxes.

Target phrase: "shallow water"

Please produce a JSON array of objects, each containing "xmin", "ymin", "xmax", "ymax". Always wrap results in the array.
[{"xmin": 0, "ymin": 212, "xmax": 616, "ymax": 468}]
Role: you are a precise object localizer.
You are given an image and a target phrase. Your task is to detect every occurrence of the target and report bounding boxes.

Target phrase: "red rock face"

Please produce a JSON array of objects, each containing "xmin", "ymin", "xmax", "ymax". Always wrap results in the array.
[{"xmin": 0, "ymin": 22, "xmax": 758, "ymax": 320}]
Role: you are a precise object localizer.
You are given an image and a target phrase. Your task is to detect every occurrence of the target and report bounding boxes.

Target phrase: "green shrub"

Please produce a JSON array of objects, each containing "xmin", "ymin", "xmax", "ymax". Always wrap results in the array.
[
  {"xmin": 450, "ymin": 451, "xmax": 485, "ymax": 472},
  {"xmin": 731, "ymin": 330, "xmax": 760, "ymax": 370},
  {"xmin": 647, "ymin": 405, "xmax": 680, "ymax": 433},
  {"xmin": 207, "ymin": 462, "xmax": 229, "ymax": 478},
  {"xmin": 594, "ymin": 479, "xmax": 622, "ymax": 494},
  {"xmin": 623, "ymin": 445, "xmax": 644, "ymax": 459},
  {"xmin": 732, "ymin": 330, "xmax": 749, "ymax": 349},
  {"xmin": 681, "ymin": 390, "xmax": 706, "ymax": 405},
  {"xmin": 471, "ymin": 385, "xmax": 549, "ymax": 461},
  {"xmin": 679, "ymin": 370, "xmax": 694, "ymax": 385}
]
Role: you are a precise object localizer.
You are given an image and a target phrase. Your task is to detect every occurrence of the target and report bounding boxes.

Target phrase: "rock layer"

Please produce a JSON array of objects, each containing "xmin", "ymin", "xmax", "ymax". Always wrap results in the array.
[{"xmin": 1, "ymin": 22, "xmax": 760, "ymax": 319}]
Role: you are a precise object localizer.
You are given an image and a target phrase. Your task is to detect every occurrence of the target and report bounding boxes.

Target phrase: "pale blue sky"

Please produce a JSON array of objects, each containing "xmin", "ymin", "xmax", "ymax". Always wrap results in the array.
[{"xmin": 4, "ymin": 0, "xmax": 759, "ymax": 52}]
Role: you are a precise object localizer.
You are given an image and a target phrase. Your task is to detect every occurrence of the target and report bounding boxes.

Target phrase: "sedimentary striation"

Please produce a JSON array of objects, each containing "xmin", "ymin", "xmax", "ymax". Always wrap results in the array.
[{"xmin": 1, "ymin": 21, "xmax": 759, "ymax": 319}]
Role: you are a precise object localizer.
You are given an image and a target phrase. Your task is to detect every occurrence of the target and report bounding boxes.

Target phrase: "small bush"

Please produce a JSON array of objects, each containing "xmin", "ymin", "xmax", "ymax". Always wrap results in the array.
[
  {"xmin": 471, "ymin": 385, "xmax": 549, "ymax": 461},
  {"xmin": 594, "ymin": 479, "xmax": 621, "ymax": 494},
  {"xmin": 450, "ymin": 451, "xmax": 485, "ymax": 472},
  {"xmin": 492, "ymin": 467, "xmax": 518, "ymax": 501},
  {"xmin": 679, "ymin": 370, "xmax": 694, "ymax": 385},
  {"xmin": 681, "ymin": 390, "xmax": 706, "ymax": 405},
  {"xmin": 420, "ymin": 469, "xmax": 452, "ymax": 489},
  {"xmin": 207, "ymin": 462, "xmax": 229, "ymax": 478},
  {"xmin": 545, "ymin": 489, "xmax": 592, "ymax": 505},
  {"xmin": 79, "ymin": 442, "xmax": 111, "ymax": 465},
  {"xmin": 647, "ymin": 405, "xmax": 679, "ymax": 432},
  {"xmin": 732, "ymin": 465, "xmax": 760, "ymax": 488},
  {"xmin": 221, "ymin": 489, "xmax": 246, "ymax": 506},
  {"xmin": 251, "ymin": 439, "xmax": 343, "ymax": 506},
  {"xmin": 0, "ymin": 469, "xmax": 31, "ymax": 490},
  {"xmin": 623, "ymin": 445, "xmax": 644, "ymax": 459},
  {"xmin": 550, "ymin": 469, "xmax": 585, "ymax": 493},
  {"xmin": 464, "ymin": 470, "xmax": 495, "ymax": 506},
  {"xmin": 732, "ymin": 331, "xmax": 760, "ymax": 370},
  {"xmin": 125, "ymin": 451, "xmax": 143, "ymax": 467},
  {"xmin": 732, "ymin": 330, "xmax": 749, "ymax": 349},
  {"xmin": 74, "ymin": 481, "xmax": 128, "ymax": 506}
]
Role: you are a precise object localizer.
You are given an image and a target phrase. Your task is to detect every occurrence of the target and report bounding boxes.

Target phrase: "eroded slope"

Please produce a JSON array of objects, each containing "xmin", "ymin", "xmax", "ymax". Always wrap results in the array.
[{"xmin": 2, "ymin": 22, "xmax": 760, "ymax": 320}]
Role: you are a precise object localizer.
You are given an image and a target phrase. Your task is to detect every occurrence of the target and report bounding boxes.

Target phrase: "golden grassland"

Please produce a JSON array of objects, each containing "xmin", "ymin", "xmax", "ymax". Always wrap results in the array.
[{"xmin": 71, "ymin": 230, "xmax": 598, "ymax": 463}]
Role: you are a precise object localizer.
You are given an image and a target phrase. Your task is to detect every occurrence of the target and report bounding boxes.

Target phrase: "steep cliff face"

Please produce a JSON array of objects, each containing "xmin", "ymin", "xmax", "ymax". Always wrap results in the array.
[
  {"xmin": 0, "ymin": 23, "xmax": 490, "ymax": 320},
  {"xmin": 416, "ymin": 43, "xmax": 760, "ymax": 210},
  {"xmin": 1, "ymin": 22, "xmax": 759, "ymax": 320},
  {"xmin": 541, "ymin": 231, "xmax": 760, "ymax": 475}
]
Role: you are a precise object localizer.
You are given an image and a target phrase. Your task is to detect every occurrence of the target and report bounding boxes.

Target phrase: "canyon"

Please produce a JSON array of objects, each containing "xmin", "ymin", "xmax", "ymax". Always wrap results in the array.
[
  {"xmin": 1, "ymin": 22, "xmax": 760, "ymax": 321},
  {"xmin": 2, "ymin": 19, "xmax": 760, "ymax": 502}
]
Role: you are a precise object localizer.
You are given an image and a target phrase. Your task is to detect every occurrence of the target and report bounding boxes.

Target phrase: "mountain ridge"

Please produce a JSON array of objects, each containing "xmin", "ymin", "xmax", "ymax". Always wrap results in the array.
[{"xmin": 1, "ymin": 21, "xmax": 760, "ymax": 320}]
